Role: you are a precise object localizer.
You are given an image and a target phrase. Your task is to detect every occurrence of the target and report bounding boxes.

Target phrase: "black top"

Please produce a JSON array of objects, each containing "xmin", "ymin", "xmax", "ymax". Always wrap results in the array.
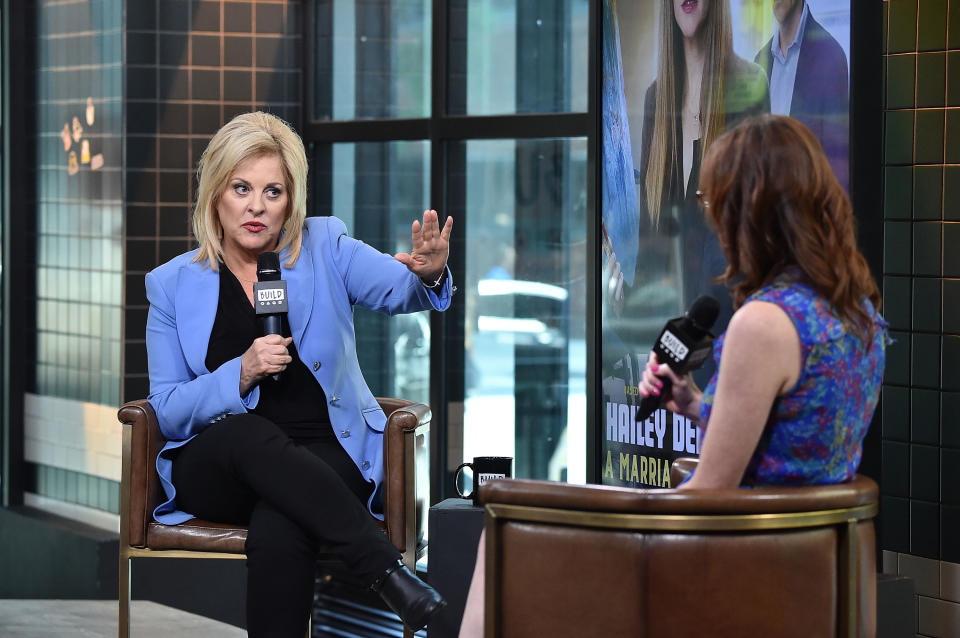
[{"xmin": 205, "ymin": 265, "xmax": 334, "ymax": 442}]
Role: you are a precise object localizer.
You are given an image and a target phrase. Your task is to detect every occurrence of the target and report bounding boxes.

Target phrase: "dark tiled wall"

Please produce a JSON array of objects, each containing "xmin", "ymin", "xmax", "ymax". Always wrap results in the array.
[
  {"xmin": 880, "ymin": 0, "xmax": 960, "ymax": 563},
  {"xmin": 34, "ymin": 0, "xmax": 125, "ymax": 407},
  {"xmin": 122, "ymin": 0, "xmax": 302, "ymax": 402}
]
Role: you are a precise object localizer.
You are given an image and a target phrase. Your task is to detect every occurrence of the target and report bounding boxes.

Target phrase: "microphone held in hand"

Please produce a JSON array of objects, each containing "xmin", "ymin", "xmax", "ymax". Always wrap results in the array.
[
  {"xmin": 255, "ymin": 252, "xmax": 288, "ymax": 381},
  {"xmin": 635, "ymin": 295, "xmax": 720, "ymax": 423}
]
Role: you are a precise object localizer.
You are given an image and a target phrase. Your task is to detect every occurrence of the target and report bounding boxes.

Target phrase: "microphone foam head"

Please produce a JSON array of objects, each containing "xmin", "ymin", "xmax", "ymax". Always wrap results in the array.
[
  {"xmin": 687, "ymin": 295, "xmax": 720, "ymax": 332},
  {"xmin": 256, "ymin": 252, "xmax": 282, "ymax": 282}
]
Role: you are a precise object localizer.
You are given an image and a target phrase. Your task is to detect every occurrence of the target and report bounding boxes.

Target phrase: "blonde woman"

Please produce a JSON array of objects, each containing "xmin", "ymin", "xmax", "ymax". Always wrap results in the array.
[
  {"xmin": 634, "ymin": 0, "xmax": 769, "ymax": 338},
  {"xmin": 145, "ymin": 112, "xmax": 450, "ymax": 635},
  {"xmin": 604, "ymin": 0, "xmax": 768, "ymax": 344},
  {"xmin": 642, "ymin": 0, "xmax": 768, "ymax": 222}
]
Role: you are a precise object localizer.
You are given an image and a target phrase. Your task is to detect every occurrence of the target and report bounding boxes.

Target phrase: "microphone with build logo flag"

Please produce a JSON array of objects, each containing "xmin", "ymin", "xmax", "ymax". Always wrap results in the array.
[
  {"xmin": 254, "ymin": 251, "xmax": 288, "ymax": 381},
  {"xmin": 635, "ymin": 295, "xmax": 720, "ymax": 423}
]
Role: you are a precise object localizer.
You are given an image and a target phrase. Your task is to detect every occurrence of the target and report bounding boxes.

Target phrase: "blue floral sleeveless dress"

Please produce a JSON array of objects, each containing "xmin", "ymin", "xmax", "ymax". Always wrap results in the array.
[{"xmin": 698, "ymin": 278, "xmax": 889, "ymax": 485}]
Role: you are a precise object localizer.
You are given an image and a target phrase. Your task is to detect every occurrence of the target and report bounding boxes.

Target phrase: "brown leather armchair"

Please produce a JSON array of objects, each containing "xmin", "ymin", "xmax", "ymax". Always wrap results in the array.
[
  {"xmin": 478, "ymin": 462, "xmax": 877, "ymax": 638},
  {"xmin": 117, "ymin": 397, "xmax": 430, "ymax": 638}
]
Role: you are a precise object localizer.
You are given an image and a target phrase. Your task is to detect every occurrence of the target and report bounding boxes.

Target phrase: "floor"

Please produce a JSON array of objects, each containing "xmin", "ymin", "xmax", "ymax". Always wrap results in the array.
[{"xmin": 0, "ymin": 599, "xmax": 244, "ymax": 637}]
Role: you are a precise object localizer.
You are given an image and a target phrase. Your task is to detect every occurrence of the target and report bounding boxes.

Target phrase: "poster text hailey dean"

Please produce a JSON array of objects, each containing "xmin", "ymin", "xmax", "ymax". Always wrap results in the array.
[{"xmin": 603, "ymin": 402, "xmax": 702, "ymax": 487}]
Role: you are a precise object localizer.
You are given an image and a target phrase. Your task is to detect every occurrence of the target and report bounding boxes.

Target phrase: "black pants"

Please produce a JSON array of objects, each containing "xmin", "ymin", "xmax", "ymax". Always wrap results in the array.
[{"xmin": 171, "ymin": 413, "xmax": 401, "ymax": 637}]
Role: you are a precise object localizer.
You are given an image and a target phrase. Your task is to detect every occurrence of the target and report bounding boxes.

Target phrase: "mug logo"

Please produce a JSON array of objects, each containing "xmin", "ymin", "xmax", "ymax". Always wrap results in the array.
[{"xmin": 477, "ymin": 472, "xmax": 506, "ymax": 486}]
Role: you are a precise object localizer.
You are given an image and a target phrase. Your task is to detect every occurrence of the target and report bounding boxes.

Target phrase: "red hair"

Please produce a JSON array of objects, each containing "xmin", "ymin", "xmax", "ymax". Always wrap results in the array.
[{"xmin": 699, "ymin": 114, "xmax": 880, "ymax": 342}]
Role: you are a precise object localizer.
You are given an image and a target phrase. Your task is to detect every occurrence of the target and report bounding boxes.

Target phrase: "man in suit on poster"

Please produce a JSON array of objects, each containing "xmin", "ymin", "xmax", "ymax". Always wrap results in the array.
[{"xmin": 756, "ymin": 0, "xmax": 849, "ymax": 190}]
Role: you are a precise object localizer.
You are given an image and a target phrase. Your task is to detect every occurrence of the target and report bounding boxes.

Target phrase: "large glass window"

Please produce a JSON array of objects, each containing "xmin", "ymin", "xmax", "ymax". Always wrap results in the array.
[
  {"xmin": 455, "ymin": 138, "xmax": 587, "ymax": 482},
  {"xmin": 307, "ymin": 0, "xmax": 595, "ymax": 497},
  {"xmin": 313, "ymin": 0, "xmax": 431, "ymax": 120},
  {"xmin": 312, "ymin": 140, "xmax": 432, "ymax": 405},
  {"xmin": 448, "ymin": 0, "xmax": 588, "ymax": 115}
]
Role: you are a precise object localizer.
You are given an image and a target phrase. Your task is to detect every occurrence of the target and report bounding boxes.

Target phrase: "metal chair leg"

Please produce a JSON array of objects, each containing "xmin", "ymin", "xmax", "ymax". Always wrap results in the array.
[{"xmin": 118, "ymin": 553, "xmax": 130, "ymax": 638}]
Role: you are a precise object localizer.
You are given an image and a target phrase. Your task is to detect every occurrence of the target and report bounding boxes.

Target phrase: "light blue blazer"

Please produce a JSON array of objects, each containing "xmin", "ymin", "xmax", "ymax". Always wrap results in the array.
[{"xmin": 146, "ymin": 216, "xmax": 452, "ymax": 525}]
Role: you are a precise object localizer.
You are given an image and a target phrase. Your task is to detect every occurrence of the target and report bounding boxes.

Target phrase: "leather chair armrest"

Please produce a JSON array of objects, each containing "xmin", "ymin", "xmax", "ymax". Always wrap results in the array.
[
  {"xmin": 670, "ymin": 456, "xmax": 700, "ymax": 486},
  {"xmin": 118, "ymin": 400, "xmax": 167, "ymax": 548},
  {"xmin": 478, "ymin": 475, "xmax": 878, "ymax": 514},
  {"xmin": 380, "ymin": 398, "xmax": 431, "ymax": 560}
]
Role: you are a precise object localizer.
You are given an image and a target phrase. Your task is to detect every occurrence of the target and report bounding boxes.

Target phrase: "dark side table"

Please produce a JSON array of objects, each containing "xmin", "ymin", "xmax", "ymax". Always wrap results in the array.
[{"xmin": 427, "ymin": 498, "xmax": 485, "ymax": 638}]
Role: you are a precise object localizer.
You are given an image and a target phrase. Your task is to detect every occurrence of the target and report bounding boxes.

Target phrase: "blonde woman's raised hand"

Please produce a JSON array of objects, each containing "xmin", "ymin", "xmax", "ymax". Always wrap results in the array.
[{"xmin": 394, "ymin": 209, "xmax": 453, "ymax": 284}]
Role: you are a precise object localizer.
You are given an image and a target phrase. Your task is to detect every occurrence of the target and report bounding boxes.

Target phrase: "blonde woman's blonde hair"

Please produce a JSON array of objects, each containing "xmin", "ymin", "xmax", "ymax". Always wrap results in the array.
[
  {"xmin": 192, "ymin": 111, "xmax": 308, "ymax": 270},
  {"xmin": 645, "ymin": 0, "xmax": 733, "ymax": 226}
]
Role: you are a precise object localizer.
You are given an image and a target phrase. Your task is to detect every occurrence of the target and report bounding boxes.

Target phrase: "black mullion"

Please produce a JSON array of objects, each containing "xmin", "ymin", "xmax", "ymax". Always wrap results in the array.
[
  {"xmin": 301, "ymin": 0, "xmax": 314, "ymax": 126},
  {"xmin": 303, "ymin": 118, "xmax": 430, "ymax": 142},
  {"xmin": 434, "ymin": 113, "xmax": 588, "ymax": 140},
  {"xmin": 849, "ymin": 0, "xmax": 882, "ymax": 557},
  {"xmin": 305, "ymin": 1, "xmax": 334, "ymax": 124},
  {"xmin": 431, "ymin": 0, "xmax": 449, "ymax": 121},
  {"xmin": 849, "ymin": 1, "xmax": 882, "ymax": 294},
  {"xmin": 436, "ymin": 140, "xmax": 466, "ymax": 503},
  {"xmin": 585, "ymin": 0, "xmax": 600, "ymax": 485},
  {"xmin": 304, "ymin": 112, "xmax": 589, "ymax": 144},
  {"xmin": 3, "ymin": 0, "xmax": 34, "ymax": 506},
  {"xmin": 428, "ymin": 136, "xmax": 448, "ymax": 505},
  {"xmin": 428, "ymin": 0, "xmax": 449, "ymax": 505}
]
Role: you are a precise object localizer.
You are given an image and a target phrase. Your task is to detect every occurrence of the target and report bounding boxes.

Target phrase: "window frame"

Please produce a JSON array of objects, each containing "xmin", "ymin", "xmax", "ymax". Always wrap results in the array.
[{"xmin": 301, "ymin": 0, "xmax": 602, "ymax": 501}]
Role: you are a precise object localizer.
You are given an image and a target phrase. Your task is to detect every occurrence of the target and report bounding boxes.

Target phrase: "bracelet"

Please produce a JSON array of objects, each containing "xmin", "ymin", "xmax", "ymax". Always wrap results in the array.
[{"xmin": 422, "ymin": 270, "xmax": 445, "ymax": 289}]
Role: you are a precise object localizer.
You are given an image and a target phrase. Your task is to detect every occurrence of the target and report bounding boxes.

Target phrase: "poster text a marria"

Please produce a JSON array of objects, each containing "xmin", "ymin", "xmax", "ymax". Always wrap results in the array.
[{"xmin": 603, "ymin": 451, "xmax": 671, "ymax": 487}]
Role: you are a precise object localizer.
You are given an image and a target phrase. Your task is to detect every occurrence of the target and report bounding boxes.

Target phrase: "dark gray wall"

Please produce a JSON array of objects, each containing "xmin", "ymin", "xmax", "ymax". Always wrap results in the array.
[
  {"xmin": 880, "ymin": 0, "xmax": 960, "ymax": 563},
  {"xmin": 123, "ymin": 0, "xmax": 303, "ymax": 403}
]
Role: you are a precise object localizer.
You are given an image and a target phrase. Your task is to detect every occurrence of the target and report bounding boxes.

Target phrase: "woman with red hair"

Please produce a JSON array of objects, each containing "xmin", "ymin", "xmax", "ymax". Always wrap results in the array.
[
  {"xmin": 460, "ymin": 115, "xmax": 883, "ymax": 637},
  {"xmin": 640, "ymin": 114, "xmax": 888, "ymax": 488}
]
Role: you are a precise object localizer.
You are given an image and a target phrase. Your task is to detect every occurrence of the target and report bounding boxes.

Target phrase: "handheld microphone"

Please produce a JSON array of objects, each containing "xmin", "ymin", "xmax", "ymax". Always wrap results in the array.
[
  {"xmin": 635, "ymin": 295, "xmax": 720, "ymax": 423},
  {"xmin": 254, "ymin": 252, "xmax": 288, "ymax": 381}
]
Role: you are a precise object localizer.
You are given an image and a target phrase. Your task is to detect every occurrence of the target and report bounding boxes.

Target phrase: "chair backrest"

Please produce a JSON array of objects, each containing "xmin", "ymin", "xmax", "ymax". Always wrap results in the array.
[
  {"xmin": 379, "ymin": 397, "xmax": 429, "ymax": 556},
  {"xmin": 479, "ymin": 477, "xmax": 878, "ymax": 638},
  {"xmin": 118, "ymin": 400, "xmax": 164, "ymax": 548}
]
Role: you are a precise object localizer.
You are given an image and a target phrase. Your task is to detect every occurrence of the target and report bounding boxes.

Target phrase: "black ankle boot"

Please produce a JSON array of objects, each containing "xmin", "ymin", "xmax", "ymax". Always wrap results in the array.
[{"xmin": 372, "ymin": 561, "xmax": 447, "ymax": 630}]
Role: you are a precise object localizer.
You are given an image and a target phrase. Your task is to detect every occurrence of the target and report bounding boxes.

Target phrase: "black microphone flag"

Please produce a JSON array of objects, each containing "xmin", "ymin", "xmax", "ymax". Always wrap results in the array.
[
  {"xmin": 635, "ymin": 295, "xmax": 720, "ymax": 423},
  {"xmin": 254, "ymin": 252, "xmax": 288, "ymax": 381}
]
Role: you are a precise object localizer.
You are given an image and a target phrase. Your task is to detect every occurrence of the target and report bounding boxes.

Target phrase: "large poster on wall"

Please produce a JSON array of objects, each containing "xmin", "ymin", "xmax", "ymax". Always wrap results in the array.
[{"xmin": 601, "ymin": 0, "xmax": 851, "ymax": 487}]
